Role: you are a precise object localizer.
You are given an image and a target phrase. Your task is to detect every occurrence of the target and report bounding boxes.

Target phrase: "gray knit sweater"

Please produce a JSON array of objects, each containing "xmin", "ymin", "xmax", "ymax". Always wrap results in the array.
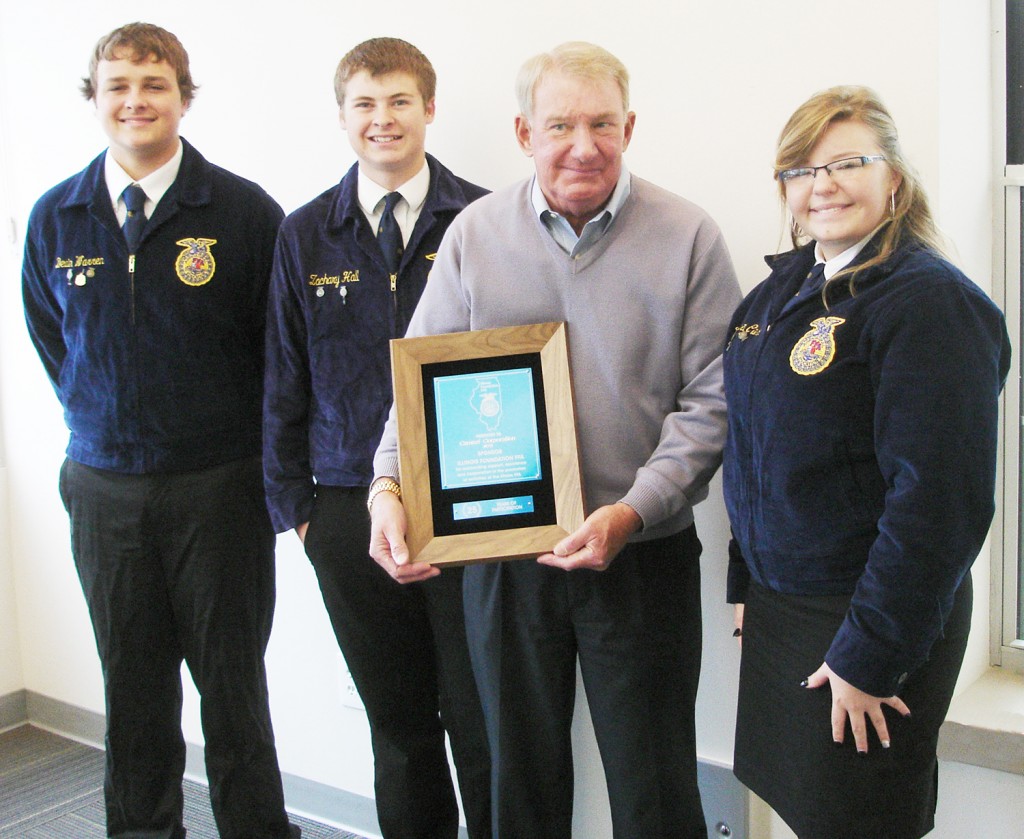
[{"xmin": 374, "ymin": 174, "xmax": 741, "ymax": 542}]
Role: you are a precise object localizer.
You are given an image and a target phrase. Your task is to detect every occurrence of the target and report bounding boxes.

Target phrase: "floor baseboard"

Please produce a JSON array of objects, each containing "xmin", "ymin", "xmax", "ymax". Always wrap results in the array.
[
  {"xmin": 6, "ymin": 688, "xmax": 744, "ymax": 839},
  {"xmin": 0, "ymin": 689, "xmax": 27, "ymax": 731},
  {"xmin": 3, "ymin": 689, "xmax": 388, "ymax": 839}
]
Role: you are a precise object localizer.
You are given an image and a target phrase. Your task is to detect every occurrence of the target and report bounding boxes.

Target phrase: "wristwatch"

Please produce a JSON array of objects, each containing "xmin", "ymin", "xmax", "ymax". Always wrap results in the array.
[{"xmin": 367, "ymin": 477, "xmax": 401, "ymax": 512}]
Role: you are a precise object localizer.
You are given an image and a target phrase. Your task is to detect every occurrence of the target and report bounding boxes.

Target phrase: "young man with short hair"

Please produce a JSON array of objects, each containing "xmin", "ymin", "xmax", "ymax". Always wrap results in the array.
[
  {"xmin": 22, "ymin": 22, "xmax": 296, "ymax": 839},
  {"xmin": 263, "ymin": 37, "xmax": 491, "ymax": 839}
]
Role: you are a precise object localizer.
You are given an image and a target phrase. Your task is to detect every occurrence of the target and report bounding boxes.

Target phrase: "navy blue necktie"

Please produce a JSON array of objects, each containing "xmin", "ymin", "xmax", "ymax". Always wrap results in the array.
[
  {"xmin": 377, "ymin": 192, "xmax": 404, "ymax": 275},
  {"xmin": 121, "ymin": 184, "xmax": 147, "ymax": 253},
  {"xmin": 799, "ymin": 262, "xmax": 826, "ymax": 297}
]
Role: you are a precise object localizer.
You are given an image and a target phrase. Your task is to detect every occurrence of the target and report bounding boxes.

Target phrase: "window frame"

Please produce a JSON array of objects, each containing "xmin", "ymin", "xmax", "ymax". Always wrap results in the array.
[
  {"xmin": 994, "ymin": 0, "xmax": 1024, "ymax": 672},
  {"xmin": 996, "ymin": 167, "xmax": 1024, "ymax": 671}
]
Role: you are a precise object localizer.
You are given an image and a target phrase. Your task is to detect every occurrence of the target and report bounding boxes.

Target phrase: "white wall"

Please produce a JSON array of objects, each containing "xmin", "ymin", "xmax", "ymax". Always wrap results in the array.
[
  {"xmin": 0, "ymin": 70, "xmax": 25, "ymax": 698},
  {"xmin": 0, "ymin": 1, "xmax": 1018, "ymax": 836}
]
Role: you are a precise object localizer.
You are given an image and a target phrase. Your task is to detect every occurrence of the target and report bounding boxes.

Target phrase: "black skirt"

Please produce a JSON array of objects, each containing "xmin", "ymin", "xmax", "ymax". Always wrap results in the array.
[{"xmin": 733, "ymin": 576, "xmax": 972, "ymax": 839}]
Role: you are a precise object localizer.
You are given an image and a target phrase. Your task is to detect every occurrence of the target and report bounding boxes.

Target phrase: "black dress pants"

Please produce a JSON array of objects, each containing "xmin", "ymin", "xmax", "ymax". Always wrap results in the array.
[
  {"xmin": 304, "ymin": 486, "xmax": 491, "ymax": 839},
  {"xmin": 59, "ymin": 456, "xmax": 294, "ymax": 839},
  {"xmin": 463, "ymin": 526, "xmax": 707, "ymax": 839}
]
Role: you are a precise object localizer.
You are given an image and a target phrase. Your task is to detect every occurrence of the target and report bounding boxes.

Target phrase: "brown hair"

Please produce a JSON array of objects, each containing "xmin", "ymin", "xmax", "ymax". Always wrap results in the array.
[
  {"xmin": 80, "ymin": 22, "xmax": 196, "ymax": 104},
  {"xmin": 775, "ymin": 85, "xmax": 946, "ymax": 284},
  {"xmin": 334, "ymin": 37, "xmax": 436, "ymax": 107}
]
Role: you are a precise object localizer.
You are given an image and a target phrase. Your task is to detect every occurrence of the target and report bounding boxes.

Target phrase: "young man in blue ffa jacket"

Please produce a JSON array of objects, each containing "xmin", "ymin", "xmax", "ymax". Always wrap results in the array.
[
  {"xmin": 263, "ymin": 38, "xmax": 491, "ymax": 839},
  {"xmin": 21, "ymin": 23, "xmax": 297, "ymax": 839}
]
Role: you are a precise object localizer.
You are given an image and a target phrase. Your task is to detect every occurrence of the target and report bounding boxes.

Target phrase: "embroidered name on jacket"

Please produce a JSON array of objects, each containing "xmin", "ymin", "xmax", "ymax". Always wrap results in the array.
[
  {"xmin": 727, "ymin": 323, "xmax": 761, "ymax": 351},
  {"xmin": 54, "ymin": 255, "xmax": 105, "ymax": 269},
  {"xmin": 789, "ymin": 316, "xmax": 845, "ymax": 375},
  {"xmin": 309, "ymin": 270, "xmax": 359, "ymax": 299},
  {"xmin": 175, "ymin": 238, "xmax": 217, "ymax": 286},
  {"xmin": 55, "ymin": 255, "xmax": 105, "ymax": 287}
]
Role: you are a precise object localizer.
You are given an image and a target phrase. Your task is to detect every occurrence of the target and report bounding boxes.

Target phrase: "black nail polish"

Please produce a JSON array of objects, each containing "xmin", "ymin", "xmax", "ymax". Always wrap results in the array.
[
  {"xmin": 857, "ymin": 750, "xmax": 868, "ymax": 757},
  {"xmin": 800, "ymin": 678, "xmax": 809, "ymax": 688},
  {"xmin": 732, "ymin": 628, "xmax": 742, "ymax": 637},
  {"xmin": 833, "ymin": 740, "xmax": 843, "ymax": 748}
]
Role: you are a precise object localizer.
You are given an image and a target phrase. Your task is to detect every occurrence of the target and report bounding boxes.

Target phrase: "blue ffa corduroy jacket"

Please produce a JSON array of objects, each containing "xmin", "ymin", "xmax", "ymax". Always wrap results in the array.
[
  {"xmin": 262, "ymin": 154, "xmax": 488, "ymax": 533},
  {"xmin": 722, "ymin": 239, "xmax": 1010, "ymax": 696},
  {"xmin": 22, "ymin": 138, "xmax": 284, "ymax": 474}
]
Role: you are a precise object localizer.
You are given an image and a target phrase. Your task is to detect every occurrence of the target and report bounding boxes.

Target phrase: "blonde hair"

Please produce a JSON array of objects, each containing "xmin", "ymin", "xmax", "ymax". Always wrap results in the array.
[
  {"xmin": 776, "ymin": 85, "xmax": 946, "ymax": 285},
  {"xmin": 515, "ymin": 41, "xmax": 629, "ymax": 119}
]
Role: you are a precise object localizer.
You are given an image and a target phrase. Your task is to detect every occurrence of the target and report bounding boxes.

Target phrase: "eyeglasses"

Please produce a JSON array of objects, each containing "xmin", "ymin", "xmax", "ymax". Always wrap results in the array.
[{"xmin": 776, "ymin": 155, "xmax": 887, "ymax": 185}]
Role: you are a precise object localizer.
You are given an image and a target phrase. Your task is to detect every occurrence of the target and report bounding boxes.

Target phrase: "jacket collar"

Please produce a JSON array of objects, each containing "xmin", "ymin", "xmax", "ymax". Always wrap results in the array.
[
  {"xmin": 765, "ymin": 233, "xmax": 923, "ymax": 291},
  {"xmin": 60, "ymin": 137, "xmax": 213, "ymax": 215},
  {"xmin": 325, "ymin": 153, "xmax": 468, "ymax": 233},
  {"xmin": 764, "ymin": 241, "xmax": 817, "ymax": 277}
]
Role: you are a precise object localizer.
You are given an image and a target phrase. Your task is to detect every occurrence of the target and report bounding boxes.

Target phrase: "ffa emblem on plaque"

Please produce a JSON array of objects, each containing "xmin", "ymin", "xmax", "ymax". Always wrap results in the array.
[
  {"xmin": 789, "ymin": 316, "xmax": 845, "ymax": 376},
  {"xmin": 174, "ymin": 238, "xmax": 218, "ymax": 286}
]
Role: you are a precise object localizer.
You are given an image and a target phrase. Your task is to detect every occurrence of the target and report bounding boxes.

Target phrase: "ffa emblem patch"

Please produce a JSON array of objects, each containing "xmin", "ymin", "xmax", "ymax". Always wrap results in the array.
[
  {"xmin": 789, "ymin": 316, "xmax": 845, "ymax": 375},
  {"xmin": 174, "ymin": 238, "xmax": 217, "ymax": 286}
]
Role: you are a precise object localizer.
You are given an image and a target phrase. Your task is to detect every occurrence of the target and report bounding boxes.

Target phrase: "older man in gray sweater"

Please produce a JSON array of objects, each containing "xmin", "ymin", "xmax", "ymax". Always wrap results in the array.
[{"xmin": 368, "ymin": 41, "xmax": 741, "ymax": 839}]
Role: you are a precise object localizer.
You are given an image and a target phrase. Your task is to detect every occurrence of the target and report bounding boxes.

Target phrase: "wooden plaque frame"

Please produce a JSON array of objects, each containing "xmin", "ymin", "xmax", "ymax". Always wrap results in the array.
[{"xmin": 390, "ymin": 321, "xmax": 584, "ymax": 565}]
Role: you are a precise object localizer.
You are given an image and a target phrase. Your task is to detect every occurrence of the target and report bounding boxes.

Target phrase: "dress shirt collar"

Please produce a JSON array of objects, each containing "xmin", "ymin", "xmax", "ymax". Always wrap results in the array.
[
  {"xmin": 815, "ymin": 228, "xmax": 879, "ymax": 280},
  {"xmin": 357, "ymin": 160, "xmax": 430, "ymax": 219},
  {"xmin": 105, "ymin": 141, "xmax": 184, "ymax": 222},
  {"xmin": 532, "ymin": 165, "xmax": 631, "ymax": 257}
]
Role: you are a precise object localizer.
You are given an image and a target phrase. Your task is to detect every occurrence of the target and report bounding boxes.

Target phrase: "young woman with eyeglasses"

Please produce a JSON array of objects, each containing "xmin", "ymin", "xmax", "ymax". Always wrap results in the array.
[{"xmin": 722, "ymin": 85, "xmax": 1010, "ymax": 839}]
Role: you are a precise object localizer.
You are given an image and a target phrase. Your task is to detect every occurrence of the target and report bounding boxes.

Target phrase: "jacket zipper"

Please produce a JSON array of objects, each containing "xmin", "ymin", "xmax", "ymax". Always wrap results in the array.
[
  {"xmin": 127, "ymin": 251, "xmax": 142, "ymax": 450},
  {"xmin": 128, "ymin": 253, "xmax": 137, "ymax": 327}
]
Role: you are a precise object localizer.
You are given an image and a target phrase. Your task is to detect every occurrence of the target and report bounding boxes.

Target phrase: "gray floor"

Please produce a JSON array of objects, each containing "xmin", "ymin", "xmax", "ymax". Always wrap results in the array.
[{"xmin": 0, "ymin": 724, "xmax": 366, "ymax": 838}]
